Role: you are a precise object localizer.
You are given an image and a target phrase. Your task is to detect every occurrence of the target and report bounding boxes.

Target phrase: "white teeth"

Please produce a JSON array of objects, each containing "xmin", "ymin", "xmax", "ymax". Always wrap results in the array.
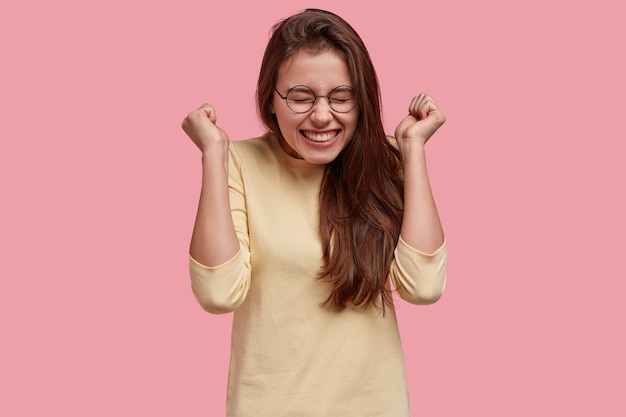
[{"xmin": 302, "ymin": 130, "xmax": 338, "ymax": 142}]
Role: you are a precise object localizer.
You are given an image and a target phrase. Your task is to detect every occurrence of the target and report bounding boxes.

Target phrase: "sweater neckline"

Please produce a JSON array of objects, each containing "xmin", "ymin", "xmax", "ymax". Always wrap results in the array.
[{"xmin": 265, "ymin": 133, "xmax": 326, "ymax": 172}]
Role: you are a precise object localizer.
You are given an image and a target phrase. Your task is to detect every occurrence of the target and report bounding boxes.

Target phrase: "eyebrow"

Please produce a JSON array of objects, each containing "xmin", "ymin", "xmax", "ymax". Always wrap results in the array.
[
  {"xmin": 289, "ymin": 86, "xmax": 314, "ymax": 92},
  {"xmin": 287, "ymin": 85, "xmax": 354, "ymax": 93}
]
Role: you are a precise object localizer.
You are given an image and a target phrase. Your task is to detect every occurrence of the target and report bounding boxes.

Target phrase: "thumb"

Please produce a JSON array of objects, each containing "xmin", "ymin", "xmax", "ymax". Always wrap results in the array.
[{"xmin": 394, "ymin": 114, "xmax": 419, "ymax": 139}]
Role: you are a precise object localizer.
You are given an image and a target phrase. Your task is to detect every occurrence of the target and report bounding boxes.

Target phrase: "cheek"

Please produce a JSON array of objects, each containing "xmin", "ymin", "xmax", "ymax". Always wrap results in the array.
[
  {"xmin": 274, "ymin": 113, "xmax": 303, "ymax": 138},
  {"xmin": 277, "ymin": 109, "xmax": 303, "ymax": 126},
  {"xmin": 346, "ymin": 113, "xmax": 360, "ymax": 133}
]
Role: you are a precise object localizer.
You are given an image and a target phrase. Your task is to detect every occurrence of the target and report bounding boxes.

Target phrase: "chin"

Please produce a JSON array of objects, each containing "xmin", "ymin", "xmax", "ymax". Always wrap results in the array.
[{"xmin": 300, "ymin": 149, "xmax": 343, "ymax": 165}]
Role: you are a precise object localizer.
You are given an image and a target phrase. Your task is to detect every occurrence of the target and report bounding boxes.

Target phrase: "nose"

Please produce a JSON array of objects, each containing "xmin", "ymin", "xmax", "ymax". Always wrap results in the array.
[{"xmin": 309, "ymin": 97, "xmax": 333, "ymax": 125}]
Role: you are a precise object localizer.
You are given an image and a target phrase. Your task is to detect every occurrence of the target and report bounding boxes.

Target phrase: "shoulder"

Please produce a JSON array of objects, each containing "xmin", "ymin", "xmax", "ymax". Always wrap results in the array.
[
  {"xmin": 230, "ymin": 135, "xmax": 270, "ymax": 153},
  {"xmin": 386, "ymin": 135, "xmax": 398, "ymax": 149},
  {"xmin": 230, "ymin": 134, "xmax": 273, "ymax": 160},
  {"xmin": 229, "ymin": 134, "xmax": 284, "ymax": 174}
]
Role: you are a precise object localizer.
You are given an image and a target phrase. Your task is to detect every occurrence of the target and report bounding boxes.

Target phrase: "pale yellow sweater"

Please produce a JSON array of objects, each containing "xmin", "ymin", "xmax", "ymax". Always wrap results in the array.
[{"xmin": 190, "ymin": 133, "xmax": 447, "ymax": 417}]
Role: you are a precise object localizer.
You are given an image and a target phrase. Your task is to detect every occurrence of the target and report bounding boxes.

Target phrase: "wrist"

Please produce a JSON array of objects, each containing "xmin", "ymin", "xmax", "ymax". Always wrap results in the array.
[
  {"xmin": 398, "ymin": 140, "xmax": 426, "ymax": 163},
  {"xmin": 200, "ymin": 142, "xmax": 228, "ymax": 160}
]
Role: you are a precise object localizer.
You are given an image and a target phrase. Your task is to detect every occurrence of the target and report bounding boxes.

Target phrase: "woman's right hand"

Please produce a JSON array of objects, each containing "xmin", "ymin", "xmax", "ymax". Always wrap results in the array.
[
  {"xmin": 182, "ymin": 103, "xmax": 229, "ymax": 154},
  {"xmin": 184, "ymin": 104, "xmax": 239, "ymax": 268}
]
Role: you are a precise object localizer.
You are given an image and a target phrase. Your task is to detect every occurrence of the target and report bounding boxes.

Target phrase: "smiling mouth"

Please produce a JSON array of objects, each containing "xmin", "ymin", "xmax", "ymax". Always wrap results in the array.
[{"xmin": 301, "ymin": 130, "xmax": 339, "ymax": 143}]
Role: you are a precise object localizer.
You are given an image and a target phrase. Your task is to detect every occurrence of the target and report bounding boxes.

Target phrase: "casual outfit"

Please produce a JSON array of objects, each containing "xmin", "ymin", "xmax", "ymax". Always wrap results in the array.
[{"xmin": 190, "ymin": 133, "xmax": 447, "ymax": 417}]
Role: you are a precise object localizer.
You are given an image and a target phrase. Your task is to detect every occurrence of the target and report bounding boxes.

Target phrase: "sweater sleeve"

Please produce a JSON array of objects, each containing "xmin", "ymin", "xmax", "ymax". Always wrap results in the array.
[
  {"xmin": 189, "ymin": 247, "xmax": 251, "ymax": 314},
  {"xmin": 188, "ymin": 144, "xmax": 252, "ymax": 314},
  {"xmin": 389, "ymin": 237, "xmax": 447, "ymax": 305}
]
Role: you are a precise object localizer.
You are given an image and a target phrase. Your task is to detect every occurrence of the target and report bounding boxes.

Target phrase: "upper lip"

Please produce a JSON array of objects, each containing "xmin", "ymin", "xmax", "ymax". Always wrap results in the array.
[{"xmin": 300, "ymin": 129, "xmax": 340, "ymax": 133}]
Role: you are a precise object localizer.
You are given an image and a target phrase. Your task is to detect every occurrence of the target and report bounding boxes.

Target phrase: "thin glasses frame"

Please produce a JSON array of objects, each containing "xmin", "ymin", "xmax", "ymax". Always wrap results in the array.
[{"xmin": 274, "ymin": 85, "xmax": 357, "ymax": 114}]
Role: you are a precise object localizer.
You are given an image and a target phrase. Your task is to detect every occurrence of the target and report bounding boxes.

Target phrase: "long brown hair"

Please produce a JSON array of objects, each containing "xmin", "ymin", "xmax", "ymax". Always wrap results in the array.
[{"xmin": 256, "ymin": 9, "xmax": 404, "ymax": 311}]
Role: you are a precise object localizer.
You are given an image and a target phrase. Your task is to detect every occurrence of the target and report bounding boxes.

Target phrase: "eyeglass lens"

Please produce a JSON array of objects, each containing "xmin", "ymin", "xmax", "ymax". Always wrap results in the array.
[{"xmin": 285, "ymin": 86, "xmax": 356, "ymax": 113}]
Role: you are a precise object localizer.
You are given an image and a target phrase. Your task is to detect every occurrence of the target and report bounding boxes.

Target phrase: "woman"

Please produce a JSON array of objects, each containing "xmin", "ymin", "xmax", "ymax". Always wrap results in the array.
[{"xmin": 182, "ymin": 8, "xmax": 447, "ymax": 417}]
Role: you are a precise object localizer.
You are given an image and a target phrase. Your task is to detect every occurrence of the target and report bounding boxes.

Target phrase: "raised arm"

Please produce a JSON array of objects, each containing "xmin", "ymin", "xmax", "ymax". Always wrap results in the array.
[
  {"xmin": 394, "ymin": 93, "xmax": 446, "ymax": 254},
  {"xmin": 182, "ymin": 103, "xmax": 240, "ymax": 267}
]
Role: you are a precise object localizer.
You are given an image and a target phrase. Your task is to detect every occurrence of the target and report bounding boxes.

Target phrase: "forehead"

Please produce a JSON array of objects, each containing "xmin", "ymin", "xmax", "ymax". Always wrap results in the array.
[{"xmin": 277, "ymin": 48, "xmax": 352, "ymax": 90}]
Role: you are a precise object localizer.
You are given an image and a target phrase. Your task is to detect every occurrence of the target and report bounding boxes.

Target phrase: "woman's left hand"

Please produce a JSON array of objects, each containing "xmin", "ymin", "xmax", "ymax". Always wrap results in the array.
[{"xmin": 394, "ymin": 93, "xmax": 446, "ymax": 146}]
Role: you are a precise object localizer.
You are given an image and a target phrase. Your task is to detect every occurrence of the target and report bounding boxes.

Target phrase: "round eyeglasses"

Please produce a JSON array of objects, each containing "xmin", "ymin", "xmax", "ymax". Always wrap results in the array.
[{"xmin": 274, "ymin": 85, "xmax": 357, "ymax": 114}]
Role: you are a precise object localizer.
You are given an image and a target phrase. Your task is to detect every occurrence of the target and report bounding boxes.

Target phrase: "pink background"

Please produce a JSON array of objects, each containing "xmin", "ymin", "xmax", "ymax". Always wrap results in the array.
[{"xmin": 1, "ymin": 0, "xmax": 624, "ymax": 415}]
